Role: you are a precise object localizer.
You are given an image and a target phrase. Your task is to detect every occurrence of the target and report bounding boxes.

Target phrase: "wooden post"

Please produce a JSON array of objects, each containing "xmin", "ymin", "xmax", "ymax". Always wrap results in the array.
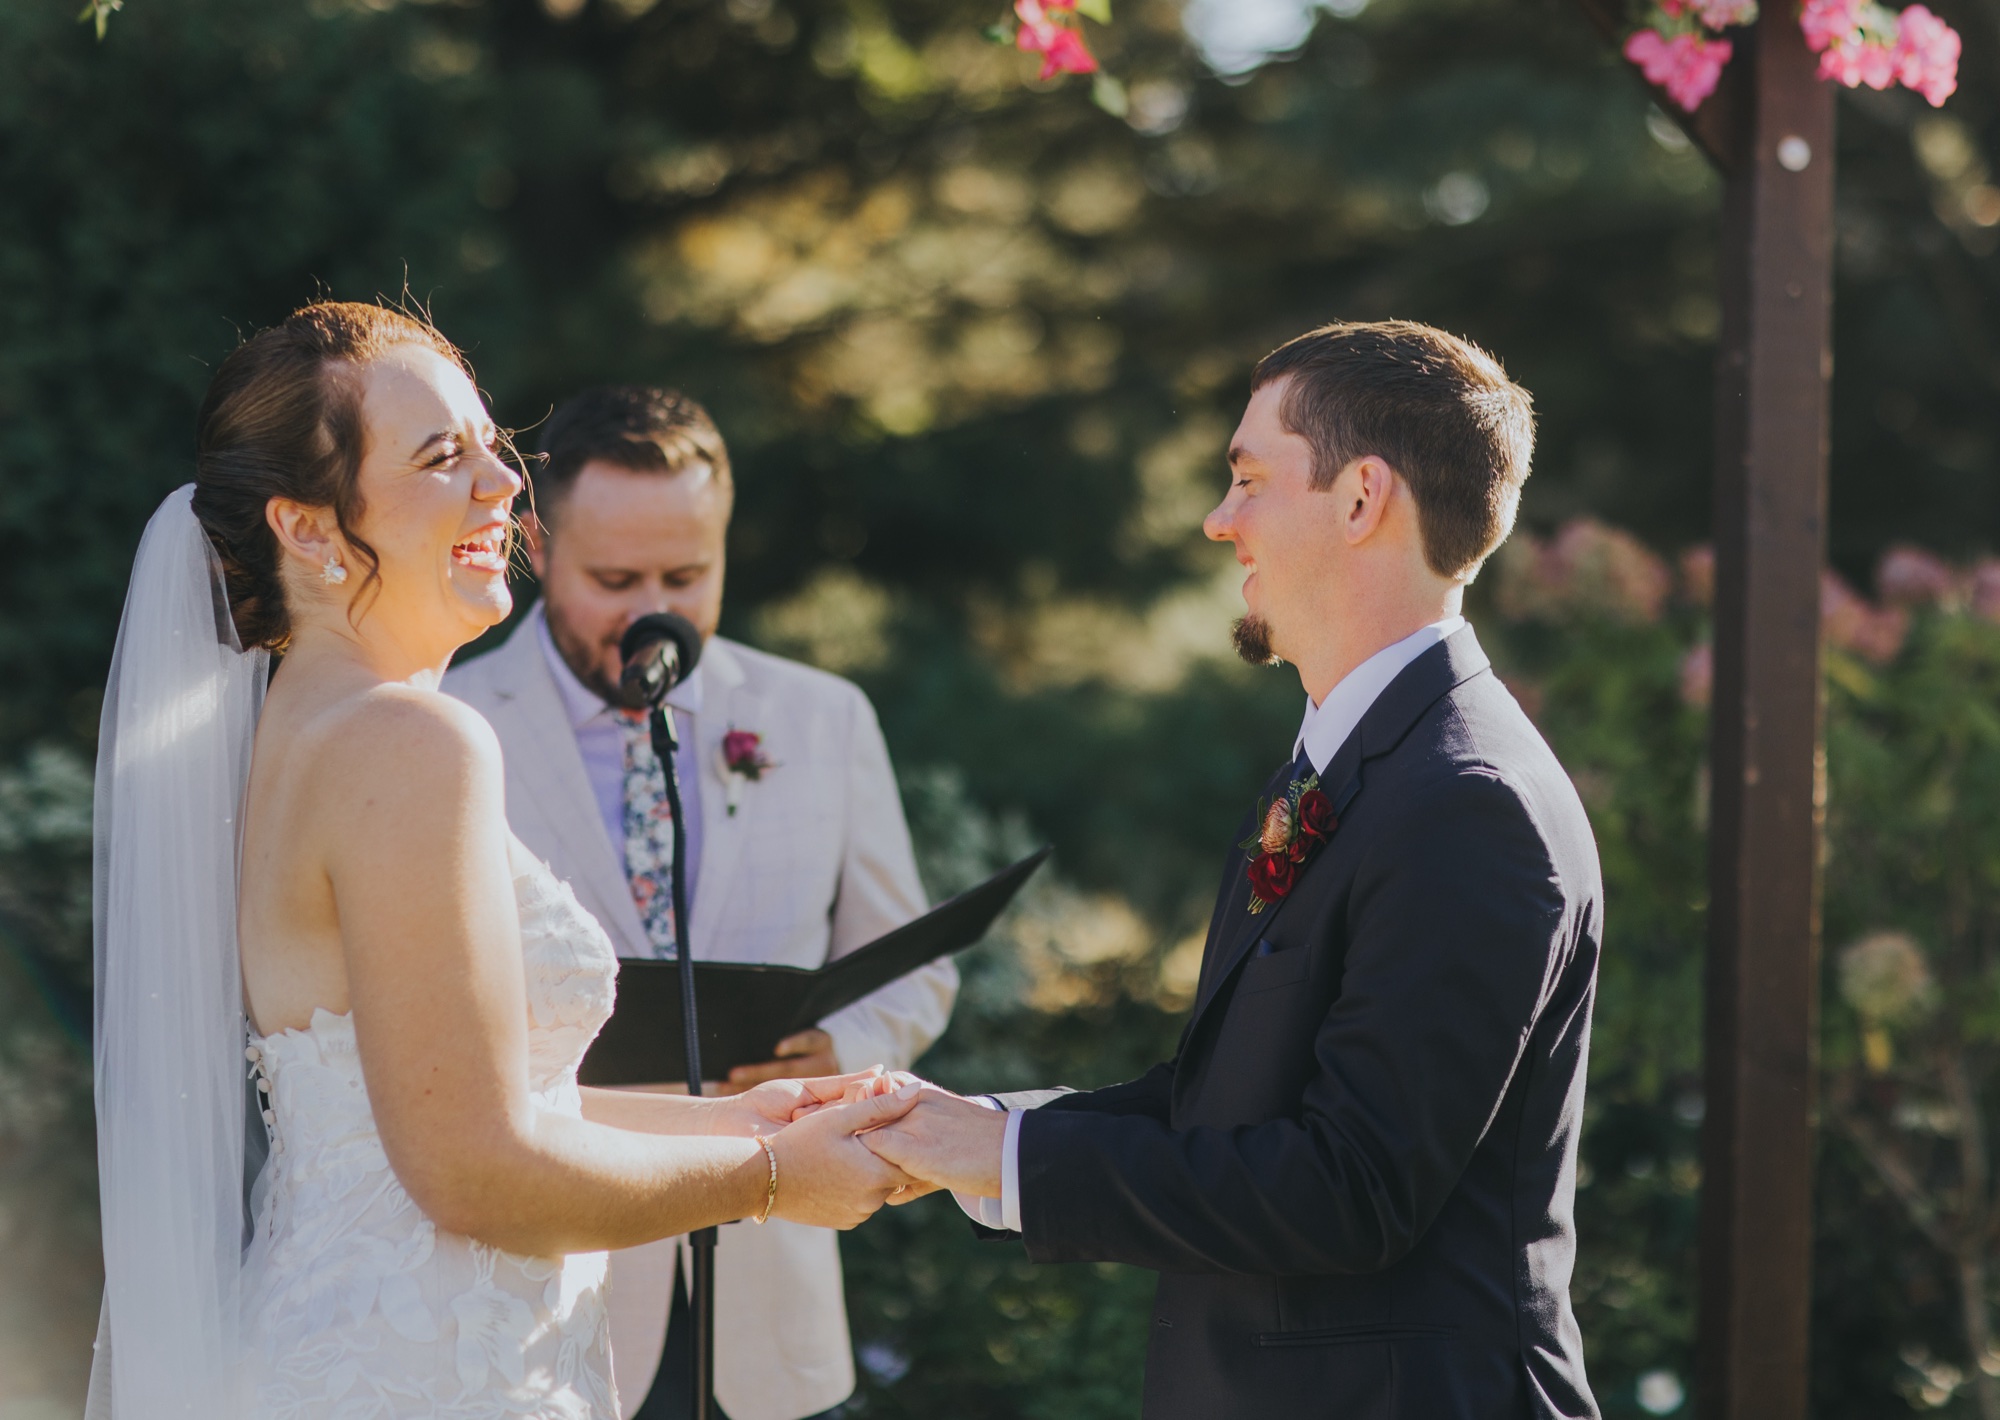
[{"xmin": 1698, "ymin": 6, "xmax": 1835, "ymax": 1418}]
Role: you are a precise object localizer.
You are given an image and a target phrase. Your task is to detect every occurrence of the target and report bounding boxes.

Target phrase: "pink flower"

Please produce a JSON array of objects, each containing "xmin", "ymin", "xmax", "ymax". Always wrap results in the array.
[
  {"xmin": 1819, "ymin": 36, "xmax": 1899, "ymax": 89},
  {"xmin": 1876, "ymin": 544, "xmax": 1959, "ymax": 607},
  {"xmin": 1014, "ymin": 0, "xmax": 1097, "ymax": 80},
  {"xmin": 1626, "ymin": 29, "xmax": 1734, "ymax": 112},
  {"xmin": 1823, "ymin": 571, "xmax": 1910, "ymax": 664},
  {"xmin": 1497, "ymin": 518, "xmax": 1672, "ymax": 626},
  {"xmin": 1691, "ymin": 0, "xmax": 1759, "ymax": 28},
  {"xmin": 1971, "ymin": 559, "xmax": 2000, "ymax": 623},
  {"xmin": 1679, "ymin": 642, "xmax": 1714, "ymax": 710},
  {"xmin": 1803, "ymin": 0, "xmax": 1949, "ymax": 102},
  {"xmin": 1895, "ymin": 4, "xmax": 1959, "ymax": 106},
  {"xmin": 1800, "ymin": 0, "xmax": 1866, "ymax": 51},
  {"xmin": 1680, "ymin": 544, "xmax": 1716, "ymax": 609}
]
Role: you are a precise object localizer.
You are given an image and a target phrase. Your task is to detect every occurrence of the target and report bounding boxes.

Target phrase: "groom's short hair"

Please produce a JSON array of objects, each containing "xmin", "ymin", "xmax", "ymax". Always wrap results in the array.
[
  {"xmin": 535, "ymin": 385, "xmax": 732, "ymax": 522},
  {"xmin": 1252, "ymin": 321, "xmax": 1534, "ymax": 582}
]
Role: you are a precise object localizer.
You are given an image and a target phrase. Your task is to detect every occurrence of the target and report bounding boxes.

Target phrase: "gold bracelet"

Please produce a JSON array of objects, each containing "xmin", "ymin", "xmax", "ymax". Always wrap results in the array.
[{"xmin": 752, "ymin": 1136, "xmax": 778, "ymax": 1225}]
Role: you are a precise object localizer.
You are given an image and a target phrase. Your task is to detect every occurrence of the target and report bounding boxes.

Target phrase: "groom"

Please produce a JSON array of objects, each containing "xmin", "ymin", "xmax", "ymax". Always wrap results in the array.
[{"xmin": 865, "ymin": 320, "xmax": 1602, "ymax": 1419}]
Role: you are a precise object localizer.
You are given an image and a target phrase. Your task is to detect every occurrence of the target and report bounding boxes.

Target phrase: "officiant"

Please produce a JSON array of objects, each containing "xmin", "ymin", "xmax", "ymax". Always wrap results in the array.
[{"xmin": 445, "ymin": 385, "xmax": 957, "ymax": 1420}]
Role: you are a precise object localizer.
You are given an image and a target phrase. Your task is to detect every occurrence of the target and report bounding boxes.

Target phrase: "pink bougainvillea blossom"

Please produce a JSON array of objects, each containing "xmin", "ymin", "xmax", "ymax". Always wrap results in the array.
[
  {"xmin": 1690, "ymin": 0, "xmax": 1759, "ymax": 27},
  {"xmin": 1895, "ymin": 4, "xmax": 1960, "ymax": 106},
  {"xmin": 1800, "ymin": 0, "xmax": 1868, "ymax": 50},
  {"xmin": 1801, "ymin": 0, "xmax": 1958, "ymax": 103},
  {"xmin": 1625, "ymin": 28, "xmax": 1734, "ymax": 112},
  {"xmin": 1822, "ymin": 37, "xmax": 1900, "ymax": 88},
  {"xmin": 1014, "ymin": 0, "xmax": 1098, "ymax": 80}
]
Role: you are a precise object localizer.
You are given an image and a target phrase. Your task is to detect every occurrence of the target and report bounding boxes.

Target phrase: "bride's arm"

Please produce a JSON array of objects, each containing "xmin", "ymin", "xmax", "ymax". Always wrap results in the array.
[
  {"xmin": 317, "ymin": 690, "xmax": 917, "ymax": 1256},
  {"xmin": 577, "ymin": 1070, "xmax": 894, "ymax": 1137}
]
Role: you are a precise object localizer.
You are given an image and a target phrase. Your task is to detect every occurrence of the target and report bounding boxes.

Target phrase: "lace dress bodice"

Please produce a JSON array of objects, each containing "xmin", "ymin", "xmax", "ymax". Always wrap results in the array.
[{"xmin": 241, "ymin": 855, "xmax": 621, "ymax": 1419}]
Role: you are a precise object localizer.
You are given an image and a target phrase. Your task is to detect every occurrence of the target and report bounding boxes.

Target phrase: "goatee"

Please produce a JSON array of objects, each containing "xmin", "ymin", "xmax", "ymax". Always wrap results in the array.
[{"xmin": 1231, "ymin": 615, "xmax": 1280, "ymax": 666}]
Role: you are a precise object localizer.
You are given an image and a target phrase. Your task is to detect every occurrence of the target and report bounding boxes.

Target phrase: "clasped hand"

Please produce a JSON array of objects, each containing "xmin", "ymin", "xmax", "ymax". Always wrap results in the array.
[{"xmin": 709, "ymin": 1069, "xmax": 1009, "ymax": 1224}]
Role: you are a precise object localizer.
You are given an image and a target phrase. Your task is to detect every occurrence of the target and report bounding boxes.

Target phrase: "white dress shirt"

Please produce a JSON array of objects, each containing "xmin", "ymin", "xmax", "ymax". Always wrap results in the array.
[
  {"xmin": 955, "ymin": 614, "xmax": 1466, "ymax": 1232},
  {"xmin": 536, "ymin": 607, "xmax": 709, "ymax": 942}
]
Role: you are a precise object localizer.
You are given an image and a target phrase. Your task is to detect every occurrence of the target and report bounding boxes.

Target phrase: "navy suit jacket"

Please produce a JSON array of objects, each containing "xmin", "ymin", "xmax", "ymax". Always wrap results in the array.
[{"xmin": 1009, "ymin": 626, "xmax": 1601, "ymax": 1420}]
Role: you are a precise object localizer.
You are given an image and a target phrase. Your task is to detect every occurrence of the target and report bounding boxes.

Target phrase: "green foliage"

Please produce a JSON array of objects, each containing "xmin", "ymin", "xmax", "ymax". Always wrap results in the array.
[
  {"xmin": 8, "ymin": 0, "xmax": 2000, "ymax": 1414},
  {"xmin": 0, "ymin": 748, "xmax": 96, "ymax": 1401}
]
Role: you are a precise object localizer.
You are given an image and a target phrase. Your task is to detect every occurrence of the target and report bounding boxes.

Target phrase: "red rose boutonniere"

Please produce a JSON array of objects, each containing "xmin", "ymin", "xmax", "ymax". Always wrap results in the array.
[
  {"xmin": 1238, "ymin": 774, "xmax": 1339, "ymax": 914},
  {"xmin": 720, "ymin": 729, "xmax": 777, "ymax": 817}
]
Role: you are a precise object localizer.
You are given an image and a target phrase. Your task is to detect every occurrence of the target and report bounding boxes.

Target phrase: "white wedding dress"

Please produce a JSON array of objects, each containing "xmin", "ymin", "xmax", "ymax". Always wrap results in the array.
[{"xmin": 238, "ymin": 852, "xmax": 622, "ymax": 1420}]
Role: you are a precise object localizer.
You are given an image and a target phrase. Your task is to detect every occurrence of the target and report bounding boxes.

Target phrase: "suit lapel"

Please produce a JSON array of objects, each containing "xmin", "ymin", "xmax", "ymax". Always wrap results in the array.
[
  {"xmin": 1182, "ymin": 626, "xmax": 1495, "ymax": 1040},
  {"xmin": 1192, "ymin": 735, "xmax": 1364, "ymax": 1021},
  {"xmin": 486, "ymin": 617, "xmax": 650, "ymax": 957},
  {"xmin": 687, "ymin": 641, "xmax": 755, "ymax": 954},
  {"xmin": 1190, "ymin": 756, "xmax": 1298, "ymax": 1010}
]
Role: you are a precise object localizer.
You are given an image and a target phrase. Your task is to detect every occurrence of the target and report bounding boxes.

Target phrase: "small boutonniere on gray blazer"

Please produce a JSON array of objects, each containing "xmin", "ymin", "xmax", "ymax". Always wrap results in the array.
[{"xmin": 720, "ymin": 729, "xmax": 777, "ymax": 816}]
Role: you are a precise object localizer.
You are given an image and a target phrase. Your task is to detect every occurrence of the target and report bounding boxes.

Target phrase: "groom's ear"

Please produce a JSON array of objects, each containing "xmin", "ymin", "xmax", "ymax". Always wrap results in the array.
[{"xmin": 1338, "ymin": 456, "xmax": 1399, "ymax": 546}]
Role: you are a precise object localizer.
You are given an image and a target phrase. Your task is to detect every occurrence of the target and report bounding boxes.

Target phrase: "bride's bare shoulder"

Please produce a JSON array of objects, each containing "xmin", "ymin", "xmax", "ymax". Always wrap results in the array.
[{"xmin": 301, "ymin": 683, "xmax": 502, "ymax": 805}]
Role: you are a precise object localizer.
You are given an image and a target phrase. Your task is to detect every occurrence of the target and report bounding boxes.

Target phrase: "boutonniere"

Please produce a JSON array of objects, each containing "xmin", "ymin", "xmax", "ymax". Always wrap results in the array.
[
  {"xmin": 720, "ymin": 729, "xmax": 777, "ymax": 817},
  {"xmin": 1238, "ymin": 773, "xmax": 1339, "ymax": 915}
]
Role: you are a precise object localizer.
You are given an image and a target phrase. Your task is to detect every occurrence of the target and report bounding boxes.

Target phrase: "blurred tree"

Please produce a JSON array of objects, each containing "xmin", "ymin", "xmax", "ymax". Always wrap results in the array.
[{"xmin": 6, "ymin": 0, "xmax": 2000, "ymax": 1414}]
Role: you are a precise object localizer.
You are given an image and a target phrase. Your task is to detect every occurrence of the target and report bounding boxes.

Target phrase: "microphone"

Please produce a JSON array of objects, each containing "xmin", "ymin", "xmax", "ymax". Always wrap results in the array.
[{"xmin": 615, "ymin": 612, "xmax": 703, "ymax": 711}]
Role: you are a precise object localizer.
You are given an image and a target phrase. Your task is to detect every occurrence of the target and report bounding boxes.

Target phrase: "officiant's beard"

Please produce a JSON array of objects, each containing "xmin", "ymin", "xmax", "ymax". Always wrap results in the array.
[
  {"xmin": 543, "ymin": 598, "xmax": 625, "ymax": 705},
  {"xmin": 1232, "ymin": 615, "xmax": 1281, "ymax": 666}
]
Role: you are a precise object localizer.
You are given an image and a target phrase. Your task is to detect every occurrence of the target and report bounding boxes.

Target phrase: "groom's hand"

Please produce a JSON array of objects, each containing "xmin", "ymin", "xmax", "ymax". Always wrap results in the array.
[
  {"xmin": 860, "ymin": 1089, "xmax": 1007, "ymax": 1199},
  {"xmin": 767, "ymin": 1081, "xmax": 926, "ymax": 1230}
]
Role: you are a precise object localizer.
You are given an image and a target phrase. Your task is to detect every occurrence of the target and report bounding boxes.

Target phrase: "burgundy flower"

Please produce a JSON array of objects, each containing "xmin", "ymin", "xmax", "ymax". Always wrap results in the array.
[
  {"xmin": 1247, "ymin": 852, "xmax": 1298, "ymax": 904},
  {"xmin": 723, "ymin": 730, "xmax": 770, "ymax": 778},
  {"xmin": 1296, "ymin": 789, "xmax": 1337, "ymax": 840}
]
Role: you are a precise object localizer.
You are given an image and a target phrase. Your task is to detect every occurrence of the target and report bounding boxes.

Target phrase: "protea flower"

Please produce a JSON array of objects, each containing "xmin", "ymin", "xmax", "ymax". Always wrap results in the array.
[{"xmin": 1260, "ymin": 798, "xmax": 1294, "ymax": 856}]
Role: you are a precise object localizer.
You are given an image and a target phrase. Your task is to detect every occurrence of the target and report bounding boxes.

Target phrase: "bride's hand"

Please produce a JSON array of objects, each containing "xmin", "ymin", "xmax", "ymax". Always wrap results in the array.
[
  {"xmin": 765, "ymin": 1081, "xmax": 926, "ymax": 1229},
  {"xmin": 838, "ymin": 1070, "xmax": 925, "ymax": 1107},
  {"xmin": 707, "ymin": 1067, "xmax": 891, "ymax": 1137}
]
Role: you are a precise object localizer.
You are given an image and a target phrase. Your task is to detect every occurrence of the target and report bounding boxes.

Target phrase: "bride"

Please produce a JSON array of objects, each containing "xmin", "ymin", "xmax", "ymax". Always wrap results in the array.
[{"xmin": 88, "ymin": 301, "xmax": 920, "ymax": 1419}]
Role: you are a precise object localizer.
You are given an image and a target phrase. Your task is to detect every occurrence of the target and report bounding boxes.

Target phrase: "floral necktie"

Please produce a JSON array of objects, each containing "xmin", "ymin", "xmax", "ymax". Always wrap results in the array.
[{"xmin": 619, "ymin": 710, "xmax": 679, "ymax": 958}]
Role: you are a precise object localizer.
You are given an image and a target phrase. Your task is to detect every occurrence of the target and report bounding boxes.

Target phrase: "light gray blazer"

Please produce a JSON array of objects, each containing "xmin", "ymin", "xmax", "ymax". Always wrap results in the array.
[{"xmin": 445, "ymin": 613, "xmax": 955, "ymax": 1420}]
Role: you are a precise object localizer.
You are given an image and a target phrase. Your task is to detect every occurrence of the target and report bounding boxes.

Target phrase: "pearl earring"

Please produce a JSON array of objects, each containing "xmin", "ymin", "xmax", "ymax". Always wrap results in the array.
[{"xmin": 322, "ymin": 556, "xmax": 348, "ymax": 587}]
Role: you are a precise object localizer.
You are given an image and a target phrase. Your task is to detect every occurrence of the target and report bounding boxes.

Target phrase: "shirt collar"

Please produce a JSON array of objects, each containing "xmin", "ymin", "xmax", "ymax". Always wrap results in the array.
[
  {"xmin": 1293, "ymin": 615, "xmax": 1466, "ymax": 774},
  {"xmin": 534, "ymin": 603, "xmax": 705, "ymax": 729}
]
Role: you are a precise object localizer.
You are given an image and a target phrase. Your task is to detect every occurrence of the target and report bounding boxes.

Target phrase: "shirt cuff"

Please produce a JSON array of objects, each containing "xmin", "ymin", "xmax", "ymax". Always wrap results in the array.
[
  {"xmin": 1000, "ymin": 1107, "xmax": 1024, "ymax": 1234},
  {"xmin": 948, "ymin": 1096, "xmax": 1021, "ymax": 1231}
]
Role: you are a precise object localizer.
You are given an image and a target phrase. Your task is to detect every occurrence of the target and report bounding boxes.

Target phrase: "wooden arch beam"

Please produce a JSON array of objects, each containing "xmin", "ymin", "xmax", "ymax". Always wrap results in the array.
[{"xmin": 1571, "ymin": 4, "xmax": 1835, "ymax": 1419}]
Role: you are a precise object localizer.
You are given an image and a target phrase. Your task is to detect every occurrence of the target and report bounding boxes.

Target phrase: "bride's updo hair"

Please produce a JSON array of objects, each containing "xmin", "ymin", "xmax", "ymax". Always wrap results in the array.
[{"xmin": 192, "ymin": 301, "xmax": 471, "ymax": 650}]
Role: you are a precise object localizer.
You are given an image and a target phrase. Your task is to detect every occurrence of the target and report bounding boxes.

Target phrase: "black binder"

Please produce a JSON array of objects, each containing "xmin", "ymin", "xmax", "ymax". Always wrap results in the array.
[{"xmin": 578, "ymin": 847, "xmax": 1050, "ymax": 1085}]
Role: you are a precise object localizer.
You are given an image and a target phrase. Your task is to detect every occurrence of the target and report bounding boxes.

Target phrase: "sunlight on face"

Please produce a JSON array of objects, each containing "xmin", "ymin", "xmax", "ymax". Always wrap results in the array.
[
  {"xmin": 346, "ymin": 346, "xmax": 525, "ymax": 654},
  {"xmin": 533, "ymin": 460, "xmax": 731, "ymax": 702},
  {"xmin": 1202, "ymin": 377, "xmax": 1344, "ymax": 665}
]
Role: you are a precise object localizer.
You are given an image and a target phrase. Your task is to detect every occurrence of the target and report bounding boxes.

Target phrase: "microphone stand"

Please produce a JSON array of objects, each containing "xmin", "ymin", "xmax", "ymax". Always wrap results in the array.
[{"xmin": 649, "ymin": 703, "xmax": 717, "ymax": 1420}]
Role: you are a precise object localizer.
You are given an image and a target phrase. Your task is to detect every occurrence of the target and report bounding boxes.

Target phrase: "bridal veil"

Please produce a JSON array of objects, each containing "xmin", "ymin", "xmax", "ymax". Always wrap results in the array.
[{"xmin": 88, "ymin": 485, "xmax": 268, "ymax": 1419}]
